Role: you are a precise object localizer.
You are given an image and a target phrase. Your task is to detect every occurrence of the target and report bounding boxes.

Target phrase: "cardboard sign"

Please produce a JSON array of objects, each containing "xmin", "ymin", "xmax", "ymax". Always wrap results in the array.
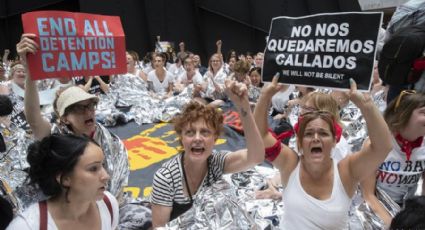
[
  {"xmin": 22, "ymin": 11, "xmax": 126, "ymax": 80},
  {"xmin": 263, "ymin": 12, "xmax": 383, "ymax": 91}
]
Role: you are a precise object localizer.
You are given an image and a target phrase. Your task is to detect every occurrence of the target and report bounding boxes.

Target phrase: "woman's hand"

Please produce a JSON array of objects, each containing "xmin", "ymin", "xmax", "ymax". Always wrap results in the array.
[
  {"xmin": 225, "ymin": 79, "xmax": 249, "ymax": 110},
  {"xmin": 16, "ymin": 33, "xmax": 38, "ymax": 62},
  {"xmin": 347, "ymin": 78, "xmax": 373, "ymax": 109},
  {"xmin": 261, "ymin": 73, "xmax": 285, "ymax": 97}
]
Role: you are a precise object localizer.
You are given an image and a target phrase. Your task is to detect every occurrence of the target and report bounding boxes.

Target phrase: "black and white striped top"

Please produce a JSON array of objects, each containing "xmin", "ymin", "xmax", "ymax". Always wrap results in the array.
[{"xmin": 151, "ymin": 150, "xmax": 229, "ymax": 206}]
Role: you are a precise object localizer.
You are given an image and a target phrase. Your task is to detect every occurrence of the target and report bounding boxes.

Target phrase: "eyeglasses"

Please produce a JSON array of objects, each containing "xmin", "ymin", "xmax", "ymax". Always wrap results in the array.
[
  {"xmin": 67, "ymin": 101, "xmax": 98, "ymax": 114},
  {"xmin": 394, "ymin": 90, "xmax": 416, "ymax": 111}
]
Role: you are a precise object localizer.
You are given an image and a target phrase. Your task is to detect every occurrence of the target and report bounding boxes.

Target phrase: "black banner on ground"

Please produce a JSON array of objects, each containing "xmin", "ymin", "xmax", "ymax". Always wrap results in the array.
[{"xmin": 263, "ymin": 12, "xmax": 382, "ymax": 91}]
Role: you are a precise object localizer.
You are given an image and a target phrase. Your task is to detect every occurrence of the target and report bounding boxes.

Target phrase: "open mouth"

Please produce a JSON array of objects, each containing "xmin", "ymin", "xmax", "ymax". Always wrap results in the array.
[
  {"xmin": 191, "ymin": 147, "xmax": 205, "ymax": 155},
  {"xmin": 85, "ymin": 118, "xmax": 95, "ymax": 125},
  {"xmin": 310, "ymin": 147, "xmax": 323, "ymax": 154}
]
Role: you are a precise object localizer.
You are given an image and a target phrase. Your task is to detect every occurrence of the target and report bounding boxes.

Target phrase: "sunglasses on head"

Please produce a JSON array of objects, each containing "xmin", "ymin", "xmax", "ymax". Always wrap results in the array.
[{"xmin": 394, "ymin": 90, "xmax": 416, "ymax": 111}]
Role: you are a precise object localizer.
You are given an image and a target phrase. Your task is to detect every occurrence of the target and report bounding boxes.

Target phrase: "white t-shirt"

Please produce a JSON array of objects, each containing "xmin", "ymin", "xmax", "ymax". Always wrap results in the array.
[
  {"xmin": 147, "ymin": 70, "xmax": 174, "ymax": 94},
  {"xmin": 7, "ymin": 191, "xmax": 119, "ymax": 230},
  {"xmin": 177, "ymin": 71, "xmax": 203, "ymax": 86}
]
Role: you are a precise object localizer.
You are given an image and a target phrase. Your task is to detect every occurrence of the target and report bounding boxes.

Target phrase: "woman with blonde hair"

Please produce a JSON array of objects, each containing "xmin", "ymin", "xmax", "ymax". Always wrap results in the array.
[{"xmin": 254, "ymin": 75, "xmax": 392, "ymax": 229}]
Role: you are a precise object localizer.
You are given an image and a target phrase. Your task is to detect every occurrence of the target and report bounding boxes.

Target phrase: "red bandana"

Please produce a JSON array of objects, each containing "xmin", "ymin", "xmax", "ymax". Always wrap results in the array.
[
  {"xmin": 293, "ymin": 118, "xmax": 343, "ymax": 143},
  {"xmin": 395, "ymin": 134, "xmax": 423, "ymax": 161}
]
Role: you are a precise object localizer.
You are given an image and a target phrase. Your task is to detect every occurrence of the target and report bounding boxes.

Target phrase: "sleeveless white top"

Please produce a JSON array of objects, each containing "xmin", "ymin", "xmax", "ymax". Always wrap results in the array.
[{"xmin": 281, "ymin": 160, "xmax": 351, "ymax": 229}]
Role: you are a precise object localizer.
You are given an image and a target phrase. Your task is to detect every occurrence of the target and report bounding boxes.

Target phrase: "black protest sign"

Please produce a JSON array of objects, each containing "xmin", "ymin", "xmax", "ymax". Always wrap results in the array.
[{"xmin": 263, "ymin": 12, "xmax": 382, "ymax": 91}]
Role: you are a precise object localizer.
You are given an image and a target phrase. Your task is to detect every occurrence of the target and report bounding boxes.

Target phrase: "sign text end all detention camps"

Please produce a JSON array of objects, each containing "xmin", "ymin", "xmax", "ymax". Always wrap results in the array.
[
  {"xmin": 22, "ymin": 11, "xmax": 126, "ymax": 80},
  {"xmin": 263, "ymin": 12, "xmax": 383, "ymax": 91}
]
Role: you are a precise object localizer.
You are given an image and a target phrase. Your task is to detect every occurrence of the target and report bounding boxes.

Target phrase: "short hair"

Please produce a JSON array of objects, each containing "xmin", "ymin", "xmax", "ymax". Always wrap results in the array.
[
  {"xmin": 384, "ymin": 92, "xmax": 425, "ymax": 132},
  {"xmin": 173, "ymin": 101, "xmax": 223, "ymax": 138},
  {"xmin": 8, "ymin": 61, "xmax": 24, "ymax": 79},
  {"xmin": 233, "ymin": 59, "xmax": 251, "ymax": 74},
  {"xmin": 26, "ymin": 134, "xmax": 94, "ymax": 198},
  {"xmin": 390, "ymin": 196, "xmax": 425, "ymax": 229}
]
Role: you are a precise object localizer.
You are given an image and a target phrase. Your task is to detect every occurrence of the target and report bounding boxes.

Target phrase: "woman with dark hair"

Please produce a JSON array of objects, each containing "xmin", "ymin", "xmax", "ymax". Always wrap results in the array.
[
  {"xmin": 253, "ymin": 75, "xmax": 392, "ymax": 229},
  {"xmin": 147, "ymin": 53, "xmax": 174, "ymax": 99},
  {"xmin": 7, "ymin": 134, "xmax": 118, "ymax": 229},
  {"xmin": 361, "ymin": 90, "xmax": 425, "ymax": 227},
  {"xmin": 18, "ymin": 33, "xmax": 151, "ymax": 229}
]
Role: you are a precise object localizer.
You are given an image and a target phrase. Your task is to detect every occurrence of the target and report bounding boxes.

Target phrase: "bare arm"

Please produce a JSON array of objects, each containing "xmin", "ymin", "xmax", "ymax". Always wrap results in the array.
[
  {"xmin": 94, "ymin": 75, "xmax": 110, "ymax": 93},
  {"xmin": 216, "ymin": 40, "xmax": 222, "ymax": 56},
  {"xmin": 2, "ymin": 49, "xmax": 9, "ymax": 65},
  {"xmin": 18, "ymin": 34, "xmax": 52, "ymax": 140},
  {"xmin": 82, "ymin": 76, "xmax": 93, "ymax": 92},
  {"xmin": 253, "ymin": 74, "xmax": 296, "ymax": 179},
  {"xmin": 360, "ymin": 174, "xmax": 392, "ymax": 227},
  {"xmin": 223, "ymin": 80, "xmax": 264, "ymax": 173},
  {"xmin": 151, "ymin": 204, "xmax": 173, "ymax": 228},
  {"xmin": 343, "ymin": 79, "xmax": 392, "ymax": 185}
]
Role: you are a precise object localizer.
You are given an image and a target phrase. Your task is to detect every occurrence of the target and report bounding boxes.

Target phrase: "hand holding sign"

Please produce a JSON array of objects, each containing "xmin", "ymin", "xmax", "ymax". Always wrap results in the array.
[
  {"xmin": 347, "ymin": 78, "xmax": 372, "ymax": 109},
  {"xmin": 16, "ymin": 34, "xmax": 39, "ymax": 62},
  {"xmin": 261, "ymin": 73, "xmax": 285, "ymax": 97}
]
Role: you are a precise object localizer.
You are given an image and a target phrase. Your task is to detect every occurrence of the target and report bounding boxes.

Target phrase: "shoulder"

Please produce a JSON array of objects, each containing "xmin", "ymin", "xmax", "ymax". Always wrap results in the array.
[
  {"xmin": 7, "ymin": 203, "xmax": 40, "ymax": 230},
  {"xmin": 154, "ymin": 156, "xmax": 181, "ymax": 181},
  {"xmin": 98, "ymin": 191, "xmax": 119, "ymax": 229}
]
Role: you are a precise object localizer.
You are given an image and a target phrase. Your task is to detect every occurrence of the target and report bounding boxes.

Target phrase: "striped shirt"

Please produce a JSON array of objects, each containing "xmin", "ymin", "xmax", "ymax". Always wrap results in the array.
[{"xmin": 151, "ymin": 151, "xmax": 229, "ymax": 206}]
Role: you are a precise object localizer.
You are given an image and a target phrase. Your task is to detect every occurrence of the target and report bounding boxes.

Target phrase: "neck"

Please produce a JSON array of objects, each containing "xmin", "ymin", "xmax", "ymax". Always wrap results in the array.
[
  {"xmin": 49, "ymin": 194, "xmax": 93, "ymax": 220},
  {"xmin": 398, "ymin": 129, "xmax": 421, "ymax": 142},
  {"xmin": 128, "ymin": 66, "xmax": 136, "ymax": 74},
  {"xmin": 301, "ymin": 157, "xmax": 333, "ymax": 179},
  {"xmin": 183, "ymin": 155, "xmax": 207, "ymax": 179}
]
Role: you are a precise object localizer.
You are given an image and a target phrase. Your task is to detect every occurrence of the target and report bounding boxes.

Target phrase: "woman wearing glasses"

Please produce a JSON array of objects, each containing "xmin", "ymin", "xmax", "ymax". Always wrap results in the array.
[
  {"xmin": 253, "ymin": 75, "xmax": 392, "ymax": 229},
  {"xmin": 17, "ymin": 34, "xmax": 152, "ymax": 229},
  {"xmin": 361, "ymin": 90, "xmax": 425, "ymax": 227}
]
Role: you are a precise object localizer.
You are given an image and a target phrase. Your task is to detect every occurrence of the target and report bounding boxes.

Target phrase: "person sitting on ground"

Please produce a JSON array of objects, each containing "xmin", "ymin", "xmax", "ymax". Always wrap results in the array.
[
  {"xmin": 151, "ymin": 79, "xmax": 265, "ymax": 228},
  {"xmin": 254, "ymin": 74, "xmax": 392, "ymax": 229},
  {"xmin": 7, "ymin": 134, "xmax": 118, "ymax": 230}
]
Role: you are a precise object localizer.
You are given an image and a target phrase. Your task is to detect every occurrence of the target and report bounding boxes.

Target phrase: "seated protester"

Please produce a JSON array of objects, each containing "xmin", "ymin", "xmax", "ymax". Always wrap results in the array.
[
  {"xmin": 18, "ymin": 33, "xmax": 151, "ymax": 229},
  {"xmin": 0, "ymin": 61, "xmax": 26, "ymax": 95},
  {"xmin": 168, "ymin": 52, "xmax": 187, "ymax": 82},
  {"xmin": 147, "ymin": 53, "xmax": 174, "ymax": 99},
  {"xmin": 225, "ymin": 56, "xmax": 238, "ymax": 76},
  {"xmin": 248, "ymin": 67, "xmax": 264, "ymax": 103},
  {"xmin": 255, "ymin": 90, "xmax": 350, "ymax": 200},
  {"xmin": 270, "ymin": 84, "xmax": 296, "ymax": 120},
  {"xmin": 193, "ymin": 54, "xmax": 207, "ymax": 76},
  {"xmin": 390, "ymin": 195, "xmax": 425, "ymax": 229},
  {"xmin": 253, "ymin": 75, "xmax": 392, "ymax": 229},
  {"xmin": 7, "ymin": 134, "xmax": 119, "ymax": 230},
  {"xmin": 151, "ymin": 80, "xmax": 264, "ymax": 228},
  {"xmin": 245, "ymin": 52, "xmax": 254, "ymax": 68},
  {"xmin": 73, "ymin": 75, "xmax": 110, "ymax": 95},
  {"xmin": 202, "ymin": 53, "xmax": 228, "ymax": 107},
  {"xmin": 126, "ymin": 50, "xmax": 147, "ymax": 81},
  {"xmin": 0, "ymin": 61, "xmax": 32, "ymax": 131},
  {"xmin": 254, "ymin": 52, "xmax": 264, "ymax": 68},
  {"xmin": 361, "ymin": 91, "xmax": 425, "ymax": 227},
  {"xmin": 174, "ymin": 56, "xmax": 205, "ymax": 95}
]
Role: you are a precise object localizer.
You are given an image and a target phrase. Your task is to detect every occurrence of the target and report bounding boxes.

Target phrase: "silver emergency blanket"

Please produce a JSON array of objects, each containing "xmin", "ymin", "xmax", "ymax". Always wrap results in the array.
[
  {"xmin": 96, "ymin": 74, "xmax": 192, "ymax": 126},
  {"xmin": 349, "ymin": 187, "xmax": 400, "ymax": 230},
  {"xmin": 162, "ymin": 168, "xmax": 283, "ymax": 230},
  {"xmin": 0, "ymin": 122, "xmax": 36, "ymax": 214}
]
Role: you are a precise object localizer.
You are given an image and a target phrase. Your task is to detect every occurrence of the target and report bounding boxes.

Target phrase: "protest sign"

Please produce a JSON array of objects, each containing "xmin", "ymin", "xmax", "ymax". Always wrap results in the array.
[
  {"xmin": 263, "ymin": 12, "xmax": 382, "ymax": 91},
  {"xmin": 22, "ymin": 11, "xmax": 126, "ymax": 80}
]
